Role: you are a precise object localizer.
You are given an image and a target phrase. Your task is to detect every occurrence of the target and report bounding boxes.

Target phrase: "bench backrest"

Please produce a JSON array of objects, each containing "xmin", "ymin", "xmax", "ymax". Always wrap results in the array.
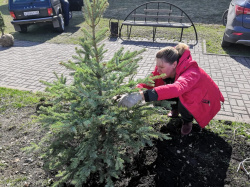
[{"xmin": 123, "ymin": 1, "xmax": 193, "ymax": 24}]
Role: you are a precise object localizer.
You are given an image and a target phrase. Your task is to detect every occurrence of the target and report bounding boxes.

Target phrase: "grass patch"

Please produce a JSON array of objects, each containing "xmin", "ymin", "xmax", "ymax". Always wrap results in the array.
[
  {"xmin": 207, "ymin": 120, "xmax": 250, "ymax": 140},
  {"xmin": 118, "ymin": 23, "xmax": 250, "ymax": 56},
  {"xmin": 1, "ymin": 176, "xmax": 28, "ymax": 186},
  {"xmin": 0, "ymin": 87, "xmax": 41, "ymax": 112},
  {"xmin": 0, "ymin": 161, "xmax": 7, "ymax": 169}
]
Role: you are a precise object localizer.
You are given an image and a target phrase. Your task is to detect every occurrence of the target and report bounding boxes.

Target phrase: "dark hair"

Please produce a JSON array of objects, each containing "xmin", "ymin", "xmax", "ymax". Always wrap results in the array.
[{"xmin": 156, "ymin": 43, "xmax": 189, "ymax": 64}]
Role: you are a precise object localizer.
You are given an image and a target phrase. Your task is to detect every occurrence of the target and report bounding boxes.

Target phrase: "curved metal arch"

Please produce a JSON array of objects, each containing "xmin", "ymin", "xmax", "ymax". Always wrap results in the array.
[{"xmin": 119, "ymin": 1, "xmax": 198, "ymax": 45}]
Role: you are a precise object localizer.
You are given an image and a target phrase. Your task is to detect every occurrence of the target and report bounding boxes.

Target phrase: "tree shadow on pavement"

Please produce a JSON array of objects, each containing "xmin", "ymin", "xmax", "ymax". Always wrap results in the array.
[
  {"xmin": 0, "ymin": 40, "xmax": 42, "ymax": 50},
  {"xmin": 222, "ymin": 44, "xmax": 250, "ymax": 58},
  {"xmin": 113, "ymin": 39, "xmax": 196, "ymax": 51}
]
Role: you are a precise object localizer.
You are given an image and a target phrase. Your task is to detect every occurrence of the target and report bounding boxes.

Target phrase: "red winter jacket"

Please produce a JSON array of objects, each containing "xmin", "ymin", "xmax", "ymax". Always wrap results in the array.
[{"xmin": 137, "ymin": 49, "xmax": 224, "ymax": 128}]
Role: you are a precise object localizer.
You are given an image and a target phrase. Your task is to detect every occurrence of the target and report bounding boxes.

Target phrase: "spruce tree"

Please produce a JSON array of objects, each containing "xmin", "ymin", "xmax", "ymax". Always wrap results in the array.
[
  {"xmin": 0, "ymin": 11, "xmax": 5, "ymax": 36},
  {"xmin": 33, "ymin": 0, "xmax": 171, "ymax": 186}
]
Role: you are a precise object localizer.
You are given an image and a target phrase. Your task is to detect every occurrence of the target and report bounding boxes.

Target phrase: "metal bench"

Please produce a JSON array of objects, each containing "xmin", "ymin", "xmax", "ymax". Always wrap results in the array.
[{"xmin": 119, "ymin": 1, "xmax": 198, "ymax": 44}]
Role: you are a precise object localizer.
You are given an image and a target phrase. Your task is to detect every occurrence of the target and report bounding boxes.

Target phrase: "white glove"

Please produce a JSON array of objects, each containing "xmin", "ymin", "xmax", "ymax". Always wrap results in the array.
[{"xmin": 118, "ymin": 92, "xmax": 143, "ymax": 108}]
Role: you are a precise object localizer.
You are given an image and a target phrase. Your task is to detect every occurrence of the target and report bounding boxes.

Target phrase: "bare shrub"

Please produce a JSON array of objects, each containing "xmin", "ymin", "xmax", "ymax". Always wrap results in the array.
[{"xmin": 0, "ymin": 34, "xmax": 14, "ymax": 47}]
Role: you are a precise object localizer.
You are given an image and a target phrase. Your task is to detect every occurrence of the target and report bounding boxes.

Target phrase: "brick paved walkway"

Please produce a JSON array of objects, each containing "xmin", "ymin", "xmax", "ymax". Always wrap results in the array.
[{"xmin": 0, "ymin": 39, "xmax": 250, "ymax": 123}]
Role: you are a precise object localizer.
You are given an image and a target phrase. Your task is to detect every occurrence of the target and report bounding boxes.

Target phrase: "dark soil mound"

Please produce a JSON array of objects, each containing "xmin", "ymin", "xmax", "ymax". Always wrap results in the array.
[
  {"xmin": 113, "ymin": 118, "xmax": 250, "ymax": 187},
  {"xmin": 154, "ymin": 120, "xmax": 232, "ymax": 187}
]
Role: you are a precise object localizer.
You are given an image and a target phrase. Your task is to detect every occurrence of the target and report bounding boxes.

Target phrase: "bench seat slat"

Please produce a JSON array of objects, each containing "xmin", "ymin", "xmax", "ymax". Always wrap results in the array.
[
  {"xmin": 122, "ymin": 21, "xmax": 191, "ymax": 28},
  {"xmin": 131, "ymin": 14, "xmax": 185, "ymax": 19},
  {"xmin": 143, "ymin": 9, "xmax": 172, "ymax": 13}
]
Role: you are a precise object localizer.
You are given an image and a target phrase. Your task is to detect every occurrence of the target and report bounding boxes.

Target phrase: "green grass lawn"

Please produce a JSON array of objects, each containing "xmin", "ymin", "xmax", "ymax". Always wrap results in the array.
[
  {"xmin": 0, "ymin": 87, "xmax": 41, "ymax": 112},
  {"xmin": 1, "ymin": 0, "xmax": 250, "ymax": 56}
]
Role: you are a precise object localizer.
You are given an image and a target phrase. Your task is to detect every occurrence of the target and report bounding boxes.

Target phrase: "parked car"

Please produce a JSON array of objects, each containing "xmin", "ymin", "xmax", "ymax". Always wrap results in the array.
[
  {"xmin": 8, "ymin": 0, "xmax": 83, "ymax": 33},
  {"xmin": 221, "ymin": 0, "xmax": 250, "ymax": 47},
  {"xmin": 222, "ymin": 9, "xmax": 228, "ymax": 26}
]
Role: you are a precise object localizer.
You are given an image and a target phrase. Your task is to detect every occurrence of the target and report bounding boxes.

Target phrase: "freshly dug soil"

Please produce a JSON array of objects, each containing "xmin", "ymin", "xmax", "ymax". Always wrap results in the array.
[
  {"xmin": 0, "ymin": 107, "xmax": 250, "ymax": 187},
  {"xmin": 113, "ymin": 119, "xmax": 250, "ymax": 187}
]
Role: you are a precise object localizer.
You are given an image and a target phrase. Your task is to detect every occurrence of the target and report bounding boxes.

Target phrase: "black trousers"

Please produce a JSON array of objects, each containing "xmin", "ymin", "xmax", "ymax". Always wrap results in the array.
[{"xmin": 170, "ymin": 98, "xmax": 194, "ymax": 123}]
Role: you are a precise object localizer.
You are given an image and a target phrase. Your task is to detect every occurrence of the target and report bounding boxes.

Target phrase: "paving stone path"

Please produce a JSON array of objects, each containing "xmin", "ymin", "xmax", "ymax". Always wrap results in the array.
[{"xmin": 0, "ymin": 39, "xmax": 250, "ymax": 123}]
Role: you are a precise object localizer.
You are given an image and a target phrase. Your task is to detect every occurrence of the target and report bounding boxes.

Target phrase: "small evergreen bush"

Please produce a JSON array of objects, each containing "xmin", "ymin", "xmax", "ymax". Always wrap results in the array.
[
  {"xmin": 31, "ymin": 0, "xmax": 171, "ymax": 186},
  {"xmin": 0, "ymin": 11, "xmax": 5, "ymax": 36},
  {"xmin": 0, "ymin": 11, "xmax": 14, "ymax": 47}
]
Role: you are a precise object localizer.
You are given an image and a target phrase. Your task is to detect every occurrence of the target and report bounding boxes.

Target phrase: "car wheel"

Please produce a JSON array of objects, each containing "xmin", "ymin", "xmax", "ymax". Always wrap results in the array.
[
  {"xmin": 222, "ymin": 9, "xmax": 228, "ymax": 26},
  {"xmin": 57, "ymin": 14, "xmax": 65, "ymax": 32},
  {"xmin": 19, "ymin": 25, "xmax": 27, "ymax": 33},
  {"xmin": 221, "ymin": 36, "xmax": 231, "ymax": 47}
]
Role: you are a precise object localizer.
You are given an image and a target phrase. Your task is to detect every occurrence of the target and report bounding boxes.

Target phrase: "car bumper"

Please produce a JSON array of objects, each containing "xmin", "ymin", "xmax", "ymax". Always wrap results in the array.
[
  {"xmin": 11, "ymin": 16, "xmax": 57, "ymax": 25},
  {"xmin": 235, "ymin": 40, "xmax": 250, "ymax": 46},
  {"xmin": 11, "ymin": 16, "xmax": 60, "ymax": 31},
  {"xmin": 224, "ymin": 27, "xmax": 250, "ymax": 46}
]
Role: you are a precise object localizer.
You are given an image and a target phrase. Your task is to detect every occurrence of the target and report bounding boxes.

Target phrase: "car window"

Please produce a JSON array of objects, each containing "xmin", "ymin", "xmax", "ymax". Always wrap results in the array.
[
  {"xmin": 230, "ymin": 0, "xmax": 249, "ymax": 6},
  {"xmin": 11, "ymin": 0, "xmax": 48, "ymax": 4}
]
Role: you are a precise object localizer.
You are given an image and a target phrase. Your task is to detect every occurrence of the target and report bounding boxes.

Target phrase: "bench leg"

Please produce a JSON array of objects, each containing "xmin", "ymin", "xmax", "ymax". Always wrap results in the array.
[
  {"xmin": 129, "ymin": 26, "xmax": 132, "ymax": 39},
  {"xmin": 153, "ymin": 27, "xmax": 157, "ymax": 42},
  {"xmin": 126, "ymin": 26, "xmax": 129, "ymax": 38},
  {"xmin": 119, "ymin": 25, "xmax": 122, "ymax": 38},
  {"xmin": 180, "ymin": 28, "xmax": 184, "ymax": 42},
  {"xmin": 127, "ymin": 25, "xmax": 132, "ymax": 39}
]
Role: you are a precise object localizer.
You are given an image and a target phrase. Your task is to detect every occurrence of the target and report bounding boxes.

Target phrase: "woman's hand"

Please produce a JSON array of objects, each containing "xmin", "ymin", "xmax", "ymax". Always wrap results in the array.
[{"xmin": 118, "ymin": 92, "xmax": 144, "ymax": 108}]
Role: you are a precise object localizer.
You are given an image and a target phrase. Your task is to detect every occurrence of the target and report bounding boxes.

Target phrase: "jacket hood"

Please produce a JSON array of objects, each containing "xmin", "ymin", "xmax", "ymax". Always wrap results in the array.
[{"xmin": 176, "ymin": 49, "xmax": 198, "ymax": 77}]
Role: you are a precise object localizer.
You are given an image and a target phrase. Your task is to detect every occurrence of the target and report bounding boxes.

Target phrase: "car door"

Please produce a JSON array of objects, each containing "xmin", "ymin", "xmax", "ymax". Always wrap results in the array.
[{"xmin": 68, "ymin": 0, "xmax": 83, "ymax": 11}]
